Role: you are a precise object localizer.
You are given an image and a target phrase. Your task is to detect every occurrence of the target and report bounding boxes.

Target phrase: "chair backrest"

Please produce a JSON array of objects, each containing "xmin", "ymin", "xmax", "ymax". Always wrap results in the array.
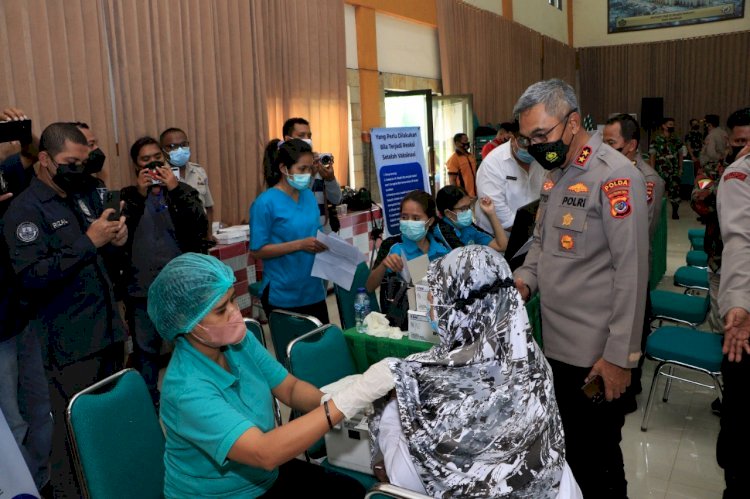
[
  {"xmin": 287, "ymin": 324, "xmax": 357, "ymax": 388},
  {"xmin": 66, "ymin": 369, "xmax": 165, "ymax": 499},
  {"xmin": 365, "ymin": 483, "xmax": 433, "ymax": 499},
  {"xmin": 244, "ymin": 317, "xmax": 266, "ymax": 348},
  {"xmin": 268, "ymin": 309, "xmax": 323, "ymax": 368},
  {"xmin": 334, "ymin": 262, "xmax": 381, "ymax": 330}
]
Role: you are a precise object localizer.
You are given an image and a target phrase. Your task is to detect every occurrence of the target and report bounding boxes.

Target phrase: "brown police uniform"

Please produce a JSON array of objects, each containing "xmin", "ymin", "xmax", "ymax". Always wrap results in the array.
[
  {"xmin": 635, "ymin": 155, "xmax": 665, "ymax": 271},
  {"xmin": 716, "ymin": 152, "xmax": 750, "ymax": 496},
  {"xmin": 516, "ymin": 132, "xmax": 649, "ymax": 369},
  {"xmin": 515, "ymin": 131, "xmax": 650, "ymax": 498}
]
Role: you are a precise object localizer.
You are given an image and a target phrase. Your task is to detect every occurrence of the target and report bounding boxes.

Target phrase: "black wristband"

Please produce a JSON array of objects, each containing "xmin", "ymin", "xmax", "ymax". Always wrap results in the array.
[{"xmin": 323, "ymin": 400, "xmax": 334, "ymax": 430}]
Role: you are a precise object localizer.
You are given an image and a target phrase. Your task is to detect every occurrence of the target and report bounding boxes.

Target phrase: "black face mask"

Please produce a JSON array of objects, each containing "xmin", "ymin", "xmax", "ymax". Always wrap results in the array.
[
  {"xmin": 691, "ymin": 125, "xmax": 700, "ymax": 131},
  {"xmin": 726, "ymin": 145, "xmax": 746, "ymax": 165},
  {"xmin": 527, "ymin": 113, "xmax": 575, "ymax": 171},
  {"xmin": 83, "ymin": 148, "xmax": 106, "ymax": 174},
  {"xmin": 666, "ymin": 126, "xmax": 675, "ymax": 134},
  {"xmin": 52, "ymin": 160, "xmax": 88, "ymax": 193}
]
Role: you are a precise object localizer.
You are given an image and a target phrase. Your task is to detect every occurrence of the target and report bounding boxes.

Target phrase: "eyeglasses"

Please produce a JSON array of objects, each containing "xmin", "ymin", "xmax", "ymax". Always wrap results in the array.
[
  {"xmin": 450, "ymin": 201, "xmax": 474, "ymax": 214},
  {"xmin": 163, "ymin": 141, "xmax": 190, "ymax": 151},
  {"xmin": 517, "ymin": 108, "xmax": 577, "ymax": 149}
]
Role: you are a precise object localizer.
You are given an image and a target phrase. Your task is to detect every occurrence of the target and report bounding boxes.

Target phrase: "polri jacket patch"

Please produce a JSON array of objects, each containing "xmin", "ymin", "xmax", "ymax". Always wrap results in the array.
[
  {"xmin": 543, "ymin": 180, "xmax": 555, "ymax": 191},
  {"xmin": 16, "ymin": 222, "xmax": 39, "ymax": 243},
  {"xmin": 646, "ymin": 181, "xmax": 654, "ymax": 203},
  {"xmin": 568, "ymin": 182, "xmax": 589, "ymax": 193}
]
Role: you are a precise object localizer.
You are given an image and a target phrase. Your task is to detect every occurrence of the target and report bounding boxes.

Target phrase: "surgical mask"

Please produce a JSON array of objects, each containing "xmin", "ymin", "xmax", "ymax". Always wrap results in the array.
[
  {"xmin": 400, "ymin": 219, "xmax": 428, "ymax": 242},
  {"xmin": 285, "ymin": 171, "xmax": 311, "ymax": 190},
  {"xmin": 300, "ymin": 138, "xmax": 313, "ymax": 148},
  {"xmin": 52, "ymin": 160, "xmax": 88, "ymax": 193},
  {"xmin": 191, "ymin": 308, "xmax": 247, "ymax": 348},
  {"xmin": 83, "ymin": 148, "xmax": 106, "ymax": 174},
  {"xmin": 528, "ymin": 137, "xmax": 572, "ymax": 171},
  {"xmin": 453, "ymin": 210, "xmax": 473, "ymax": 228},
  {"xmin": 514, "ymin": 145, "xmax": 535, "ymax": 164},
  {"xmin": 726, "ymin": 145, "xmax": 746, "ymax": 164},
  {"xmin": 168, "ymin": 146, "xmax": 191, "ymax": 167},
  {"xmin": 460, "ymin": 143, "xmax": 470, "ymax": 153}
]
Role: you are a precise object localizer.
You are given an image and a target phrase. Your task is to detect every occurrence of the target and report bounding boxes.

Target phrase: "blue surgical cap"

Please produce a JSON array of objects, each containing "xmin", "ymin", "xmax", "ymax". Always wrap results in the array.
[{"xmin": 147, "ymin": 253, "xmax": 236, "ymax": 341}]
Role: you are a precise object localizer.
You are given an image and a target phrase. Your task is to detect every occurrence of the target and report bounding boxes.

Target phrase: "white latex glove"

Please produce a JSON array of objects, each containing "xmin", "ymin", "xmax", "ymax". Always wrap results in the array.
[{"xmin": 328, "ymin": 358, "xmax": 396, "ymax": 419}]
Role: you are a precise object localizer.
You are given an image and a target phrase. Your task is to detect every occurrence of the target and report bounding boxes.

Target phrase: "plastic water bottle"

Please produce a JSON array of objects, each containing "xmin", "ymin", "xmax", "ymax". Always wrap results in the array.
[{"xmin": 354, "ymin": 288, "xmax": 371, "ymax": 333}]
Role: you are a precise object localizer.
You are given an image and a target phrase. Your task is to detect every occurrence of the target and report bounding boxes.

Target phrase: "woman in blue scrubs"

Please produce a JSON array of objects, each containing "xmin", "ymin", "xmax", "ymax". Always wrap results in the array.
[
  {"xmin": 250, "ymin": 139, "xmax": 329, "ymax": 323},
  {"xmin": 435, "ymin": 185, "xmax": 508, "ymax": 252},
  {"xmin": 148, "ymin": 253, "xmax": 394, "ymax": 498},
  {"xmin": 365, "ymin": 190, "xmax": 451, "ymax": 293}
]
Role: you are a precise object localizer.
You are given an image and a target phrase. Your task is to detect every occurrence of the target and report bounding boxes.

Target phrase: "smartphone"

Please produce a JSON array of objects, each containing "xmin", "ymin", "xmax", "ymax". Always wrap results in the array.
[
  {"xmin": 581, "ymin": 375, "xmax": 605, "ymax": 404},
  {"xmin": 0, "ymin": 170, "xmax": 9, "ymax": 195},
  {"xmin": 0, "ymin": 119, "xmax": 32, "ymax": 145},
  {"xmin": 104, "ymin": 191, "xmax": 121, "ymax": 221}
]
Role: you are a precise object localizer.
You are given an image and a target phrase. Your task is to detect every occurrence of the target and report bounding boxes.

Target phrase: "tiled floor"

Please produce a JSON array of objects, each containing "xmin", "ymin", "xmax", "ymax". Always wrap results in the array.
[{"xmin": 624, "ymin": 200, "xmax": 723, "ymax": 499}]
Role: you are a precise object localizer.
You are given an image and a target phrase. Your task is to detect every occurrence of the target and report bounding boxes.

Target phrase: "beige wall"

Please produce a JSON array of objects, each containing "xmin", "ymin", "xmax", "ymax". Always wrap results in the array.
[
  {"xmin": 464, "ymin": 0, "xmax": 503, "ymax": 16},
  {"xmin": 513, "ymin": 0, "xmax": 569, "ymax": 44},
  {"xmin": 574, "ymin": 0, "xmax": 750, "ymax": 47}
]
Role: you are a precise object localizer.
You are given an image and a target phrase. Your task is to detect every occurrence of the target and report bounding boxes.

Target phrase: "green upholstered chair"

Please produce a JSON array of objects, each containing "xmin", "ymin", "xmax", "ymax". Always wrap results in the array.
[
  {"xmin": 686, "ymin": 250, "xmax": 708, "ymax": 268},
  {"xmin": 673, "ymin": 266, "xmax": 709, "ymax": 294},
  {"xmin": 66, "ymin": 369, "xmax": 165, "ymax": 499},
  {"xmin": 691, "ymin": 237, "xmax": 705, "ymax": 252},
  {"xmin": 334, "ymin": 262, "xmax": 381, "ymax": 330},
  {"xmin": 650, "ymin": 290, "xmax": 709, "ymax": 328},
  {"xmin": 244, "ymin": 317, "xmax": 282, "ymax": 427},
  {"xmin": 687, "ymin": 228, "xmax": 705, "ymax": 244},
  {"xmin": 268, "ymin": 309, "xmax": 323, "ymax": 369},
  {"xmin": 640, "ymin": 327, "xmax": 723, "ymax": 431}
]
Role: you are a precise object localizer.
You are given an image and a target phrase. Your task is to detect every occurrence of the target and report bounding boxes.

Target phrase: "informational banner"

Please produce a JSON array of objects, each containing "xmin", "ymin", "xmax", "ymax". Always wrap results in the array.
[
  {"xmin": 371, "ymin": 127, "xmax": 430, "ymax": 237},
  {"xmin": 608, "ymin": 0, "xmax": 744, "ymax": 33}
]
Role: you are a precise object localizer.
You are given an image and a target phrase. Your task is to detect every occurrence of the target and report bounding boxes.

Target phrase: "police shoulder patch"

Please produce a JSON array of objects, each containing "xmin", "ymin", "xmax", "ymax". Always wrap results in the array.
[
  {"xmin": 16, "ymin": 222, "xmax": 39, "ymax": 243},
  {"xmin": 574, "ymin": 146, "xmax": 593, "ymax": 167},
  {"xmin": 543, "ymin": 180, "xmax": 555, "ymax": 191},
  {"xmin": 723, "ymin": 171, "xmax": 748, "ymax": 182}
]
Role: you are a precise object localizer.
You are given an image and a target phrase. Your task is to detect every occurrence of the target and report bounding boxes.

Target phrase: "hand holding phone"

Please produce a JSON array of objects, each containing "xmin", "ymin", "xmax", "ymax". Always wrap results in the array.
[
  {"xmin": 581, "ymin": 375, "xmax": 605, "ymax": 404},
  {"xmin": 104, "ymin": 191, "xmax": 121, "ymax": 221}
]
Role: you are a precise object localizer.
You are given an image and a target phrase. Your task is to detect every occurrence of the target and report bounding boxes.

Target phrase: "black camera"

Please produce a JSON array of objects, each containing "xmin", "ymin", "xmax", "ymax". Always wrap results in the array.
[{"xmin": 319, "ymin": 153, "xmax": 334, "ymax": 166}]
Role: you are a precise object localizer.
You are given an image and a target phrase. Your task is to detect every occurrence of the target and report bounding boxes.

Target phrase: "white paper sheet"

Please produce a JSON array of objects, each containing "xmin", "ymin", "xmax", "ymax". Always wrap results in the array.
[
  {"xmin": 311, "ymin": 231, "xmax": 366, "ymax": 291},
  {"xmin": 405, "ymin": 254, "xmax": 429, "ymax": 284}
]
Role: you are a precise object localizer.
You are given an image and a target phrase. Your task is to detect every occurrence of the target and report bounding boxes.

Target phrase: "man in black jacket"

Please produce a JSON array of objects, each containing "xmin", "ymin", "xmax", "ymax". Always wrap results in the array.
[
  {"xmin": 3, "ymin": 122, "xmax": 128, "ymax": 497},
  {"xmin": 121, "ymin": 136, "xmax": 207, "ymax": 405}
]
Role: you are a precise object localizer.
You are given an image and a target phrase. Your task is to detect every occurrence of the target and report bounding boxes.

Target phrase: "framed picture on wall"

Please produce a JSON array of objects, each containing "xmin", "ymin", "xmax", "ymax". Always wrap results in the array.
[{"xmin": 608, "ymin": 0, "xmax": 745, "ymax": 33}]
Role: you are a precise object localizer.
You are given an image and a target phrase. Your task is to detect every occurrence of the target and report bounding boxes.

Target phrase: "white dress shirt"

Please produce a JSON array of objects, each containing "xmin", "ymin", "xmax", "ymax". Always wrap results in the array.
[{"xmin": 474, "ymin": 141, "xmax": 545, "ymax": 232}]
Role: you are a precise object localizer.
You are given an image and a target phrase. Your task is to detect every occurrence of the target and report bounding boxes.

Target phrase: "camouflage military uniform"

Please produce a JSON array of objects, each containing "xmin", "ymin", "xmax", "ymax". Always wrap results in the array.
[
  {"xmin": 685, "ymin": 129, "xmax": 704, "ymax": 163},
  {"xmin": 649, "ymin": 133, "xmax": 683, "ymax": 205}
]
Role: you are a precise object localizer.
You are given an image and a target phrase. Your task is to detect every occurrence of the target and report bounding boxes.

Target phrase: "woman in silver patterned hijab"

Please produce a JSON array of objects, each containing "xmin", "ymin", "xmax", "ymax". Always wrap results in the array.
[{"xmin": 371, "ymin": 245, "xmax": 581, "ymax": 498}]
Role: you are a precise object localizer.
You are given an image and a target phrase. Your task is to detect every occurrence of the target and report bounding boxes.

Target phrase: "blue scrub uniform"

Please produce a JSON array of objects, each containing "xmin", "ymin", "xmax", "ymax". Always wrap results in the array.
[
  {"xmin": 442, "ymin": 218, "xmax": 493, "ymax": 246},
  {"xmin": 387, "ymin": 233, "xmax": 450, "ymax": 264},
  {"xmin": 160, "ymin": 334, "xmax": 288, "ymax": 498},
  {"xmin": 249, "ymin": 188, "xmax": 325, "ymax": 308}
]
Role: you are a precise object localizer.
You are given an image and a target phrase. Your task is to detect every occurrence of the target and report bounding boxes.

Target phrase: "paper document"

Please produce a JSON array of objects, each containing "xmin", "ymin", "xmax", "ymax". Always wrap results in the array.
[
  {"xmin": 311, "ymin": 231, "xmax": 365, "ymax": 291},
  {"xmin": 406, "ymin": 254, "xmax": 429, "ymax": 284}
]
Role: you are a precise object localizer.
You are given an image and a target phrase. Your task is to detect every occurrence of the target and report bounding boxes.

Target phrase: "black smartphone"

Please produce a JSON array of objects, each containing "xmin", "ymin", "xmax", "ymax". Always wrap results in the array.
[
  {"xmin": 581, "ymin": 375, "xmax": 605, "ymax": 404},
  {"xmin": 0, "ymin": 119, "xmax": 32, "ymax": 144},
  {"xmin": 104, "ymin": 191, "xmax": 121, "ymax": 221}
]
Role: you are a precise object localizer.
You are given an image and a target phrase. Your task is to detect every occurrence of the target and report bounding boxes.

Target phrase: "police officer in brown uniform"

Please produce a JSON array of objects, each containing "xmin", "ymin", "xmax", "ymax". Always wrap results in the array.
[
  {"xmin": 512, "ymin": 80, "xmax": 649, "ymax": 498},
  {"xmin": 604, "ymin": 113, "xmax": 665, "ymax": 399},
  {"xmin": 715, "ymin": 107, "xmax": 750, "ymax": 499}
]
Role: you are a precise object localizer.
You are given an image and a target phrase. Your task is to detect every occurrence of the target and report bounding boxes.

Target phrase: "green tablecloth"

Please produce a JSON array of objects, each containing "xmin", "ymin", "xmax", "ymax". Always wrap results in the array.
[
  {"xmin": 343, "ymin": 297, "xmax": 545, "ymax": 372},
  {"xmin": 344, "ymin": 328, "xmax": 432, "ymax": 373},
  {"xmin": 650, "ymin": 197, "xmax": 668, "ymax": 289}
]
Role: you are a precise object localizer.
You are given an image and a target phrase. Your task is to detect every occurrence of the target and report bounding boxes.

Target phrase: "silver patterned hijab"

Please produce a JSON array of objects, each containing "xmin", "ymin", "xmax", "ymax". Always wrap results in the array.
[{"xmin": 371, "ymin": 246, "xmax": 566, "ymax": 498}]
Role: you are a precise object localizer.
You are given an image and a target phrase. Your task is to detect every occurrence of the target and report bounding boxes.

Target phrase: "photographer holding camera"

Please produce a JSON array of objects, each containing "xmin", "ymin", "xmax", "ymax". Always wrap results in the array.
[
  {"xmin": 119, "ymin": 136, "xmax": 207, "ymax": 406},
  {"xmin": 282, "ymin": 117, "xmax": 342, "ymax": 232}
]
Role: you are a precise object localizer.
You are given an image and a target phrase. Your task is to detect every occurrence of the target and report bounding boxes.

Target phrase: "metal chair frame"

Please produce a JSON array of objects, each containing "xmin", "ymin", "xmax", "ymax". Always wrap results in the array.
[{"xmin": 640, "ymin": 357, "xmax": 723, "ymax": 432}]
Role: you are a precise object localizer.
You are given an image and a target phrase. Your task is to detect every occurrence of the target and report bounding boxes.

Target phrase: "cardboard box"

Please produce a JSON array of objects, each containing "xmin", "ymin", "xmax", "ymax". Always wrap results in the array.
[
  {"xmin": 415, "ymin": 277, "xmax": 429, "ymax": 312},
  {"xmin": 408, "ymin": 310, "xmax": 440, "ymax": 344},
  {"xmin": 324, "ymin": 416, "xmax": 372, "ymax": 474}
]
